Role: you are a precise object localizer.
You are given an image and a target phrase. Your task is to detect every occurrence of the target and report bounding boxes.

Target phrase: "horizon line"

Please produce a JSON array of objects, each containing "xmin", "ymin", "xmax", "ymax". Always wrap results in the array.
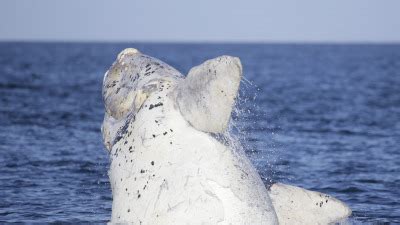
[{"xmin": 1, "ymin": 39, "xmax": 400, "ymax": 45}]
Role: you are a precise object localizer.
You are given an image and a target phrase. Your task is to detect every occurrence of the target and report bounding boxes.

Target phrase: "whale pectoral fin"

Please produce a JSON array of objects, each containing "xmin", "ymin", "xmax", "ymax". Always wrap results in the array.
[
  {"xmin": 268, "ymin": 183, "xmax": 352, "ymax": 225},
  {"xmin": 175, "ymin": 56, "xmax": 242, "ymax": 133}
]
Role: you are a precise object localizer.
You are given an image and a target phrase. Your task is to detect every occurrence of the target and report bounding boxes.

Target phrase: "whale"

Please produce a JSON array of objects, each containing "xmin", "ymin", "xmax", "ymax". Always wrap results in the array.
[{"xmin": 101, "ymin": 48, "xmax": 351, "ymax": 224}]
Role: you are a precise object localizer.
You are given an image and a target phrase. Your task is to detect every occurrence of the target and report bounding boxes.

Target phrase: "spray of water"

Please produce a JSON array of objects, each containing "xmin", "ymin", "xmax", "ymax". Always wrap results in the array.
[{"xmin": 213, "ymin": 76, "xmax": 283, "ymax": 187}]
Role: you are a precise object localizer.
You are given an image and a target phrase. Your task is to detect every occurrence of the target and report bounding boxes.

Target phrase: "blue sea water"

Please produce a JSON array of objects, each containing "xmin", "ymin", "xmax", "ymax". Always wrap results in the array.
[{"xmin": 0, "ymin": 43, "xmax": 399, "ymax": 224}]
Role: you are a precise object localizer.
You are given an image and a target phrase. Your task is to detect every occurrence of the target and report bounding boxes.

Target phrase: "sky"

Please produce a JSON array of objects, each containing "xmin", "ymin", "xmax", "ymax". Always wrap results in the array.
[{"xmin": 0, "ymin": 0, "xmax": 399, "ymax": 43}]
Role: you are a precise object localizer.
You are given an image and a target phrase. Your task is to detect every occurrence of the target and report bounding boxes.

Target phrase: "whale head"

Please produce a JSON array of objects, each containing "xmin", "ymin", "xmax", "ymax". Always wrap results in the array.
[
  {"xmin": 102, "ymin": 48, "xmax": 182, "ymax": 120},
  {"xmin": 102, "ymin": 48, "xmax": 242, "ymax": 151}
]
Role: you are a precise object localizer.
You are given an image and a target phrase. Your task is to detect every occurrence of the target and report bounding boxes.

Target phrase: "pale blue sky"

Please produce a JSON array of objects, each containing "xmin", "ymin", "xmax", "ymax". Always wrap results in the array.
[{"xmin": 1, "ymin": 0, "xmax": 399, "ymax": 42}]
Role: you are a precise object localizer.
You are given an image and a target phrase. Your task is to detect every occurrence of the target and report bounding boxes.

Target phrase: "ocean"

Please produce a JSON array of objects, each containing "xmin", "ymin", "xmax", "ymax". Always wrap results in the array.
[{"xmin": 0, "ymin": 43, "xmax": 399, "ymax": 223}]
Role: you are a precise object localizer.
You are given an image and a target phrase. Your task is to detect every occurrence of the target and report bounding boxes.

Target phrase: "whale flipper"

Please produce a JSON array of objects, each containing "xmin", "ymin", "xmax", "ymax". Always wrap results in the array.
[
  {"xmin": 174, "ymin": 56, "xmax": 242, "ymax": 133},
  {"xmin": 268, "ymin": 183, "xmax": 352, "ymax": 225}
]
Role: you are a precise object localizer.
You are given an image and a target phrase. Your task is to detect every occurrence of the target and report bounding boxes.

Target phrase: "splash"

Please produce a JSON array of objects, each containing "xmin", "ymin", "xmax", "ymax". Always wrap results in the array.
[{"xmin": 215, "ymin": 76, "xmax": 283, "ymax": 187}]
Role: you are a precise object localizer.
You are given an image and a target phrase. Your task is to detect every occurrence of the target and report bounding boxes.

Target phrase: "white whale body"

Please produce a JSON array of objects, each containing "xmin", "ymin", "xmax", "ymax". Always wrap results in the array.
[{"xmin": 101, "ymin": 48, "xmax": 351, "ymax": 224}]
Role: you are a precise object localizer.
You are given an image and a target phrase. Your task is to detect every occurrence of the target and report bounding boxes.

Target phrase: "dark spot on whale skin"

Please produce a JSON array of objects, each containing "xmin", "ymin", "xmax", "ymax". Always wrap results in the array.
[
  {"xmin": 170, "ymin": 129, "xmax": 173, "ymax": 132},
  {"xmin": 151, "ymin": 161, "xmax": 154, "ymax": 166},
  {"xmin": 106, "ymin": 83, "xmax": 117, "ymax": 88},
  {"xmin": 149, "ymin": 102, "xmax": 163, "ymax": 110},
  {"xmin": 152, "ymin": 134, "xmax": 156, "ymax": 138},
  {"xmin": 170, "ymin": 142, "xmax": 172, "ymax": 144},
  {"xmin": 112, "ymin": 114, "xmax": 135, "ymax": 146},
  {"xmin": 140, "ymin": 169, "xmax": 146, "ymax": 173},
  {"xmin": 138, "ymin": 194, "xmax": 141, "ymax": 198},
  {"xmin": 163, "ymin": 132, "xmax": 167, "ymax": 135},
  {"xmin": 127, "ymin": 209, "xmax": 130, "ymax": 212},
  {"xmin": 130, "ymin": 75, "xmax": 138, "ymax": 82}
]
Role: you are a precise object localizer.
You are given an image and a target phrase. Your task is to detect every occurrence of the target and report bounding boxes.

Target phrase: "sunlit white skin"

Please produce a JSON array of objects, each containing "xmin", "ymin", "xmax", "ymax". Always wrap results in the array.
[
  {"xmin": 268, "ymin": 183, "xmax": 352, "ymax": 225},
  {"xmin": 102, "ymin": 49, "xmax": 277, "ymax": 224},
  {"xmin": 102, "ymin": 48, "xmax": 351, "ymax": 225}
]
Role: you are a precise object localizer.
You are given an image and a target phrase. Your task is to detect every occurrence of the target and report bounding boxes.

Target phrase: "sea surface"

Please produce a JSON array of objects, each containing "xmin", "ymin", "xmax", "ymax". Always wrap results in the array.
[{"xmin": 0, "ymin": 43, "xmax": 399, "ymax": 224}]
